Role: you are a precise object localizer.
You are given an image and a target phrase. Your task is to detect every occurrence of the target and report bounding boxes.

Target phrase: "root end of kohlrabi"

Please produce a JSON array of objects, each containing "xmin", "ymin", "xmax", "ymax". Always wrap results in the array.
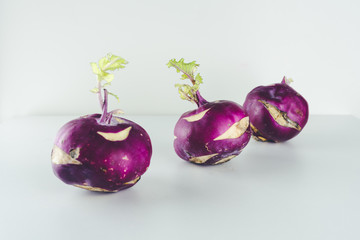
[
  {"xmin": 189, "ymin": 153, "xmax": 219, "ymax": 164},
  {"xmin": 214, "ymin": 155, "xmax": 237, "ymax": 165},
  {"xmin": 73, "ymin": 184, "xmax": 118, "ymax": 193}
]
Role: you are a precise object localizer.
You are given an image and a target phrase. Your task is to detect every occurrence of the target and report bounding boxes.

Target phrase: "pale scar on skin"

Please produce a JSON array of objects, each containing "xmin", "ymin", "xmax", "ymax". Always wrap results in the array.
[
  {"xmin": 97, "ymin": 126, "xmax": 132, "ymax": 141},
  {"xmin": 51, "ymin": 146, "xmax": 82, "ymax": 165},
  {"xmin": 214, "ymin": 117, "xmax": 249, "ymax": 141},
  {"xmin": 189, "ymin": 153, "xmax": 219, "ymax": 164},
  {"xmin": 73, "ymin": 184, "xmax": 118, "ymax": 192},
  {"xmin": 259, "ymin": 100, "xmax": 301, "ymax": 131},
  {"xmin": 183, "ymin": 108, "xmax": 211, "ymax": 122},
  {"xmin": 123, "ymin": 176, "xmax": 140, "ymax": 185}
]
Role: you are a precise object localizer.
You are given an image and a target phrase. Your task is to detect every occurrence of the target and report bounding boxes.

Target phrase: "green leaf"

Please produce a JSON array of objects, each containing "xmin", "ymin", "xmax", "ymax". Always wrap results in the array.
[
  {"xmin": 102, "ymin": 82, "xmax": 112, "ymax": 88},
  {"xmin": 167, "ymin": 58, "xmax": 200, "ymax": 82},
  {"xmin": 108, "ymin": 91, "xmax": 120, "ymax": 102},
  {"xmin": 167, "ymin": 58, "xmax": 203, "ymax": 103},
  {"xmin": 90, "ymin": 87, "xmax": 99, "ymax": 93},
  {"xmin": 91, "ymin": 53, "xmax": 128, "ymax": 82},
  {"xmin": 181, "ymin": 74, "xmax": 188, "ymax": 80},
  {"xmin": 102, "ymin": 72, "xmax": 114, "ymax": 83},
  {"xmin": 175, "ymin": 84, "xmax": 194, "ymax": 102},
  {"xmin": 195, "ymin": 73, "xmax": 203, "ymax": 84},
  {"xmin": 90, "ymin": 53, "xmax": 128, "ymax": 101},
  {"xmin": 99, "ymin": 53, "xmax": 128, "ymax": 72},
  {"xmin": 90, "ymin": 62, "xmax": 101, "ymax": 75}
]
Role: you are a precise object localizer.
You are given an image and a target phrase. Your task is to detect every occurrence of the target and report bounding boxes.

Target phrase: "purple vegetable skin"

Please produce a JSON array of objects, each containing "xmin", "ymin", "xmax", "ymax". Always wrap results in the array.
[
  {"xmin": 243, "ymin": 77, "xmax": 309, "ymax": 142},
  {"xmin": 51, "ymin": 54, "xmax": 152, "ymax": 192},
  {"xmin": 168, "ymin": 58, "xmax": 251, "ymax": 165}
]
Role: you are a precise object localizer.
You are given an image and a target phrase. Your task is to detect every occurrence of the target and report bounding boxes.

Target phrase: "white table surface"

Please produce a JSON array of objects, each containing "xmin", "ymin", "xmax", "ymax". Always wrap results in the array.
[{"xmin": 0, "ymin": 115, "xmax": 359, "ymax": 240}]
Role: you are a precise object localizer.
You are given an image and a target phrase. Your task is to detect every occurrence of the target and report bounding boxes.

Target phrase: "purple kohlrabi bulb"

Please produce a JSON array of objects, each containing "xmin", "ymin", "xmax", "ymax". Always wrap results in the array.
[
  {"xmin": 51, "ymin": 114, "xmax": 152, "ymax": 192},
  {"xmin": 174, "ymin": 91, "xmax": 251, "ymax": 165},
  {"xmin": 243, "ymin": 77, "xmax": 309, "ymax": 142}
]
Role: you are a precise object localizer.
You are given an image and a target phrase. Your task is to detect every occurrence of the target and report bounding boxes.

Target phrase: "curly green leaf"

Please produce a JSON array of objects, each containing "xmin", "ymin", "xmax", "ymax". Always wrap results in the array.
[
  {"xmin": 195, "ymin": 73, "xmax": 203, "ymax": 84},
  {"xmin": 175, "ymin": 84, "xmax": 192, "ymax": 101},
  {"xmin": 91, "ymin": 53, "xmax": 128, "ymax": 82},
  {"xmin": 99, "ymin": 53, "xmax": 128, "ymax": 72},
  {"xmin": 90, "ymin": 53, "xmax": 127, "ymax": 101},
  {"xmin": 167, "ymin": 58, "xmax": 200, "ymax": 83},
  {"xmin": 167, "ymin": 58, "xmax": 203, "ymax": 103}
]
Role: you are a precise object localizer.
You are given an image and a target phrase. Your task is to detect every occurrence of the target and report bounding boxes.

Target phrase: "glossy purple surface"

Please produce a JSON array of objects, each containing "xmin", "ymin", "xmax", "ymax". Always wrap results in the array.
[
  {"xmin": 174, "ymin": 93, "xmax": 251, "ymax": 165},
  {"xmin": 51, "ymin": 114, "xmax": 152, "ymax": 192},
  {"xmin": 243, "ymin": 80, "xmax": 309, "ymax": 142}
]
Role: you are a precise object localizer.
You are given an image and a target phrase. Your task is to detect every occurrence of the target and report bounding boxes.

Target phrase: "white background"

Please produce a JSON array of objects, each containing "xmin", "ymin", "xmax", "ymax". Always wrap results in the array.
[{"xmin": 0, "ymin": 0, "xmax": 359, "ymax": 121}]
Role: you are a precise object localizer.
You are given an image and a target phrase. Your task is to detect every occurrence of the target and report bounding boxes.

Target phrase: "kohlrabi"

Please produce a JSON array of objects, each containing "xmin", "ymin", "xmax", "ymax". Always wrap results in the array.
[
  {"xmin": 51, "ymin": 54, "xmax": 152, "ymax": 192},
  {"xmin": 167, "ymin": 58, "xmax": 251, "ymax": 165},
  {"xmin": 243, "ymin": 77, "xmax": 309, "ymax": 142}
]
